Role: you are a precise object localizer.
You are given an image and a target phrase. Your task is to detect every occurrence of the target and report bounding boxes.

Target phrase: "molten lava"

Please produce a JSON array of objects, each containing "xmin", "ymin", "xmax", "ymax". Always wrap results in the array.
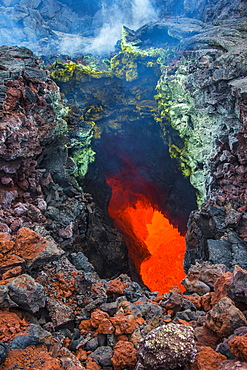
[{"xmin": 106, "ymin": 164, "xmax": 186, "ymax": 294}]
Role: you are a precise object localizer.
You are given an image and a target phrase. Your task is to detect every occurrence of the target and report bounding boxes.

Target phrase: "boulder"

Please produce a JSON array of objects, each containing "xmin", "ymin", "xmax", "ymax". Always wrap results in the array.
[
  {"xmin": 206, "ymin": 297, "xmax": 247, "ymax": 338},
  {"xmin": 6, "ymin": 274, "xmax": 46, "ymax": 313},
  {"xmin": 137, "ymin": 323, "xmax": 197, "ymax": 369}
]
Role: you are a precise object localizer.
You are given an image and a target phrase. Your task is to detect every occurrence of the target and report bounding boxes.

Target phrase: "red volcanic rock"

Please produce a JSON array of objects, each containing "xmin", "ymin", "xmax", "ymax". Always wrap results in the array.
[
  {"xmin": 194, "ymin": 325, "xmax": 221, "ymax": 349},
  {"xmin": 0, "ymin": 345, "xmax": 64, "ymax": 370},
  {"xmin": 97, "ymin": 318, "xmax": 115, "ymax": 334},
  {"xmin": 229, "ymin": 334, "xmax": 247, "ymax": 361},
  {"xmin": 106, "ymin": 277, "xmax": 129, "ymax": 295},
  {"xmin": 2, "ymin": 266, "xmax": 22, "ymax": 280},
  {"xmin": 206, "ymin": 297, "xmax": 247, "ymax": 338},
  {"xmin": 90, "ymin": 309, "xmax": 110, "ymax": 328},
  {"xmin": 0, "ymin": 309, "xmax": 29, "ymax": 342},
  {"xmin": 85, "ymin": 361, "xmax": 101, "ymax": 370},
  {"xmin": 213, "ymin": 271, "xmax": 233, "ymax": 304},
  {"xmin": 90, "ymin": 310, "xmax": 115, "ymax": 334},
  {"xmin": 189, "ymin": 346, "xmax": 226, "ymax": 370},
  {"xmin": 111, "ymin": 340, "xmax": 137, "ymax": 370},
  {"xmin": 0, "ymin": 227, "xmax": 63, "ymax": 274},
  {"xmin": 110, "ymin": 313, "xmax": 136, "ymax": 336}
]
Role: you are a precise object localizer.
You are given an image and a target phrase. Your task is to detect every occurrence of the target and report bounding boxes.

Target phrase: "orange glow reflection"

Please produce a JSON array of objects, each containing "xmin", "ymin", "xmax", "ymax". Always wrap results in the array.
[{"xmin": 106, "ymin": 167, "xmax": 186, "ymax": 294}]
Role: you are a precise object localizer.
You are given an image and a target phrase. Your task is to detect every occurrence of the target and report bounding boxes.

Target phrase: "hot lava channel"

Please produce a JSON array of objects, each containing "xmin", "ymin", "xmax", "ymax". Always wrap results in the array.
[{"xmin": 106, "ymin": 166, "xmax": 186, "ymax": 294}]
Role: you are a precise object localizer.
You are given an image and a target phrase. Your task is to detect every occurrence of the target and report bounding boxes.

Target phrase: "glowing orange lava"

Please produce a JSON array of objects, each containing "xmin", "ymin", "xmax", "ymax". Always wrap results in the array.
[{"xmin": 106, "ymin": 166, "xmax": 186, "ymax": 294}]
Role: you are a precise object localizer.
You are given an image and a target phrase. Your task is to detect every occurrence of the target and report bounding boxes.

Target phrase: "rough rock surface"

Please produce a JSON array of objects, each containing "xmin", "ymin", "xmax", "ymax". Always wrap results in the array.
[
  {"xmin": 189, "ymin": 346, "xmax": 227, "ymax": 370},
  {"xmin": 206, "ymin": 297, "xmax": 247, "ymax": 338},
  {"xmin": 137, "ymin": 323, "xmax": 197, "ymax": 369}
]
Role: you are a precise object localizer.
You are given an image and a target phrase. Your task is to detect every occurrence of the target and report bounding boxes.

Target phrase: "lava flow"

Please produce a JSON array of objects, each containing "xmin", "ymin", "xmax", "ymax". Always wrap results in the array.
[{"xmin": 106, "ymin": 164, "xmax": 186, "ymax": 294}]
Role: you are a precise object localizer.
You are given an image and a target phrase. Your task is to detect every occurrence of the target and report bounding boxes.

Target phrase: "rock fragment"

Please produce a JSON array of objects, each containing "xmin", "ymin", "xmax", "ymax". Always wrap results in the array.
[
  {"xmin": 111, "ymin": 340, "xmax": 137, "ymax": 370},
  {"xmin": 206, "ymin": 297, "xmax": 247, "ymax": 338},
  {"xmin": 46, "ymin": 297, "xmax": 74, "ymax": 327}
]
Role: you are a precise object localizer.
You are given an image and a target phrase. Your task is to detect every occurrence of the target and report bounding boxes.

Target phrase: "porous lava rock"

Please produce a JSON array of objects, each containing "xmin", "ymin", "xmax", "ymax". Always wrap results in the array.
[
  {"xmin": 111, "ymin": 341, "xmax": 137, "ymax": 370},
  {"xmin": 189, "ymin": 346, "xmax": 227, "ymax": 370},
  {"xmin": 136, "ymin": 323, "xmax": 197, "ymax": 369},
  {"xmin": 228, "ymin": 334, "xmax": 247, "ymax": 361}
]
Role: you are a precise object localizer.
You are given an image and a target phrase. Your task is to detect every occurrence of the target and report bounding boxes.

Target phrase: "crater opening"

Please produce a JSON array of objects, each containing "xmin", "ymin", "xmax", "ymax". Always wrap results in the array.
[{"xmin": 84, "ymin": 117, "xmax": 197, "ymax": 293}]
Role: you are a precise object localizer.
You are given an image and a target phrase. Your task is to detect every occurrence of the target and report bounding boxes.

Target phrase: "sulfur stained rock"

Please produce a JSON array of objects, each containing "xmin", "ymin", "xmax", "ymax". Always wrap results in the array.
[
  {"xmin": 137, "ymin": 323, "xmax": 197, "ymax": 369},
  {"xmin": 206, "ymin": 297, "xmax": 247, "ymax": 338},
  {"xmin": 189, "ymin": 346, "xmax": 226, "ymax": 370},
  {"xmin": 228, "ymin": 334, "xmax": 247, "ymax": 361},
  {"xmin": 218, "ymin": 360, "xmax": 247, "ymax": 369},
  {"xmin": 111, "ymin": 340, "xmax": 137, "ymax": 370},
  {"xmin": 46, "ymin": 297, "xmax": 74, "ymax": 327}
]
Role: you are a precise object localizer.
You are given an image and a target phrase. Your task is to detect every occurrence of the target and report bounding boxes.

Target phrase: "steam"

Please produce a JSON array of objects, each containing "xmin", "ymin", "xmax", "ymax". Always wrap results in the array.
[
  {"xmin": 84, "ymin": 0, "xmax": 159, "ymax": 55},
  {"xmin": 0, "ymin": 0, "xmax": 159, "ymax": 58}
]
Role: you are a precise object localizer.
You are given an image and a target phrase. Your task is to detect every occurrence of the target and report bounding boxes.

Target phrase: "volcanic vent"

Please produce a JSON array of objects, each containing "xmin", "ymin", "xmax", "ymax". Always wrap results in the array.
[
  {"xmin": 51, "ymin": 53, "xmax": 197, "ymax": 293},
  {"xmin": 84, "ymin": 117, "xmax": 197, "ymax": 294}
]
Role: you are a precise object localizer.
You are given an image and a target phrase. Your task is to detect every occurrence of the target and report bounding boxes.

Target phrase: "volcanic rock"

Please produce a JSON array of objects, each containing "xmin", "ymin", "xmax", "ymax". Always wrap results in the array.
[
  {"xmin": 206, "ymin": 297, "xmax": 247, "ymax": 338},
  {"xmin": 0, "ymin": 343, "xmax": 7, "ymax": 365},
  {"xmin": 227, "ymin": 266, "xmax": 247, "ymax": 304},
  {"xmin": 89, "ymin": 346, "xmax": 113, "ymax": 367},
  {"xmin": 216, "ymin": 327, "xmax": 247, "ymax": 360},
  {"xmin": 228, "ymin": 334, "xmax": 247, "ymax": 361},
  {"xmin": 111, "ymin": 341, "xmax": 137, "ymax": 370},
  {"xmin": 46, "ymin": 297, "xmax": 75, "ymax": 328},
  {"xmin": 1, "ymin": 274, "xmax": 46, "ymax": 313},
  {"xmin": 218, "ymin": 360, "xmax": 247, "ymax": 369},
  {"xmin": 137, "ymin": 323, "xmax": 197, "ymax": 369},
  {"xmin": 189, "ymin": 346, "xmax": 227, "ymax": 370}
]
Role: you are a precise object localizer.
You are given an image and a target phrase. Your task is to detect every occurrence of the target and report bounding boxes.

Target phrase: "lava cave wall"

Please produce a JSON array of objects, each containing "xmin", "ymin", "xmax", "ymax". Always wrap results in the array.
[{"xmin": 50, "ymin": 19, "xmax": 247, "ymax": 276}]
